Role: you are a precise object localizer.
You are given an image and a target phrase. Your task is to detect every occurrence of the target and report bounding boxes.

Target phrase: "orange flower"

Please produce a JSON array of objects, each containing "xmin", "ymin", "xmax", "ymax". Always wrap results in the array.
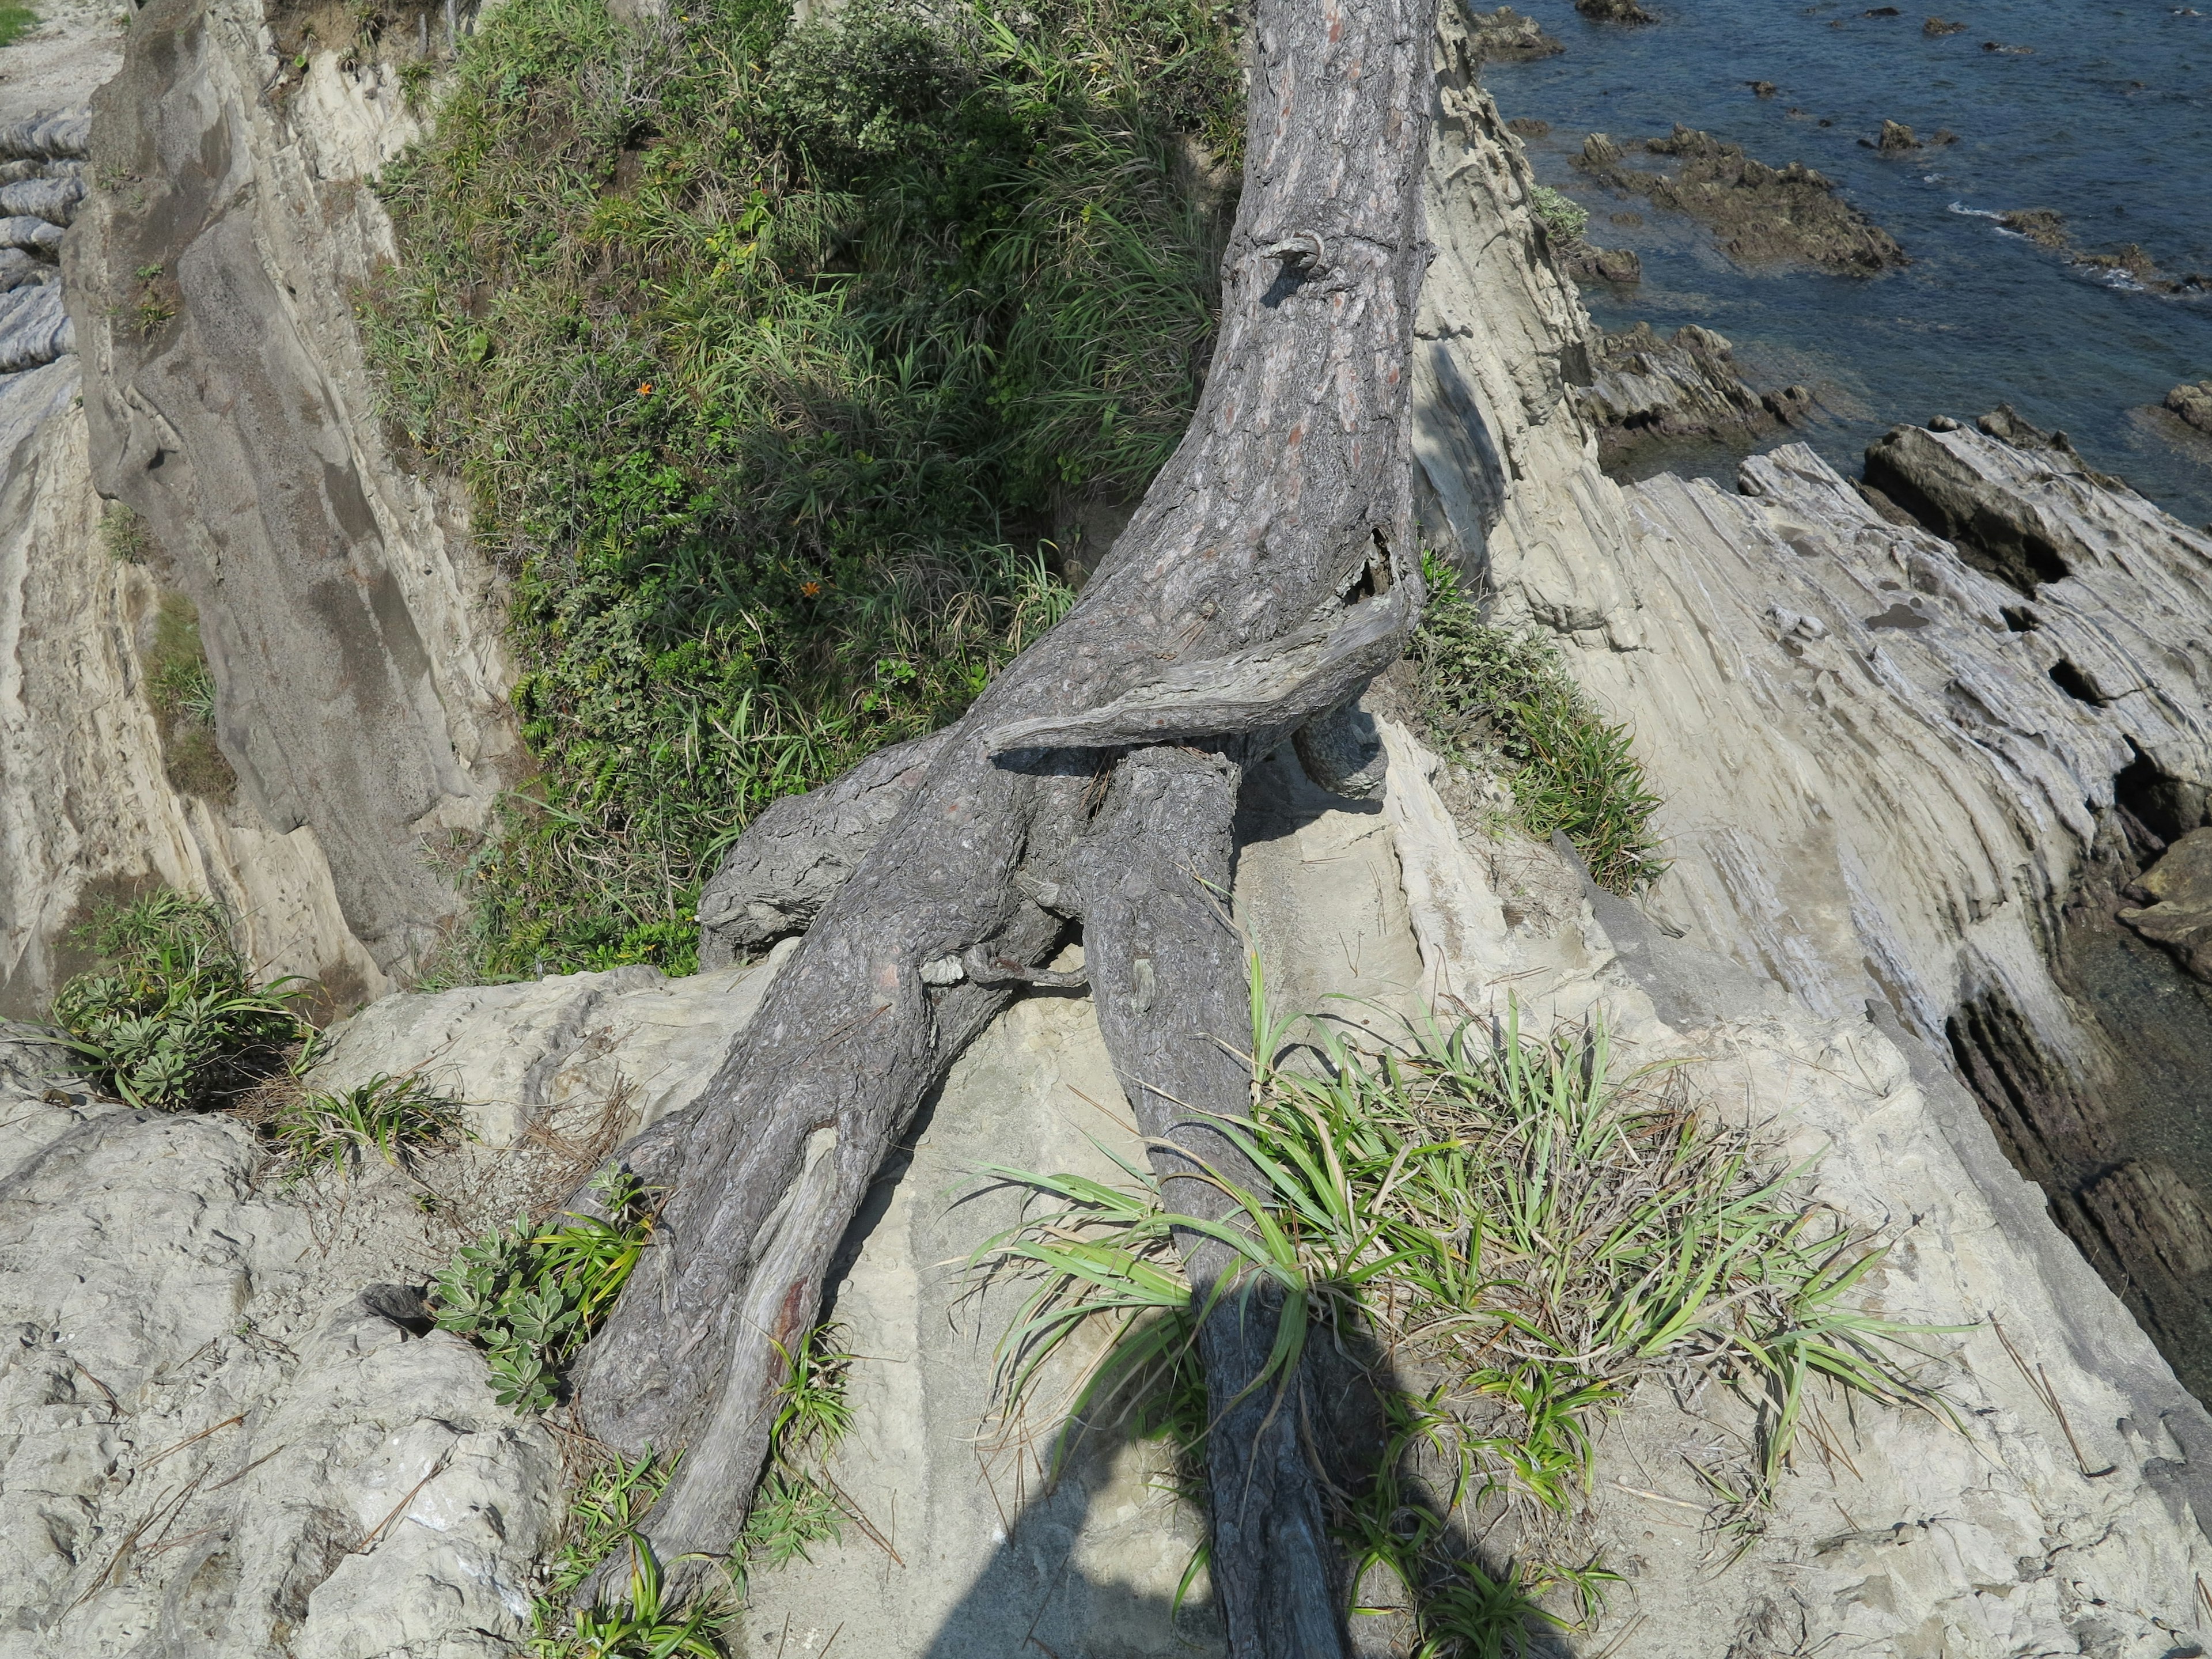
[
  {"xmin": 637, "ymin": 381, "xmax": 653, "ymax": 397},
  {"xmin": 801, "ymin": 580, "xmax": 823, "ymax": 597}
]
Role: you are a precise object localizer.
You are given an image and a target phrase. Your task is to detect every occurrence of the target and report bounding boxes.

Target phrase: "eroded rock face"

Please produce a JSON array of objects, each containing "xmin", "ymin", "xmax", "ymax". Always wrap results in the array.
[
  {"xmin": 1457, "ymin": 3, "xmax": 1564, "ymax": 63},
  {"xmin": 0, "ymin": 1031, "xmax": 563, "ymax": 1657},
  {"xmin": 1577, "ymin": 124, "xmax": 1909, "ymax": 271},
  {"xmin": 69, "ymin": 0, "xmax": 519, "ymax": 980}
]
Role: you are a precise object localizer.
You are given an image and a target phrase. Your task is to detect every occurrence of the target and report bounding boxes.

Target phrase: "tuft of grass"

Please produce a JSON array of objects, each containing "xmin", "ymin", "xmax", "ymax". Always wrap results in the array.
[
  {"xmin": 527, "ymin": 1325, "xmax": 858, "ymax": 1650},
  {"xmin": 363, "ymin": 0, "xmax": 1239, "ymax": 978},
  {"xmin": 0, "ymin": 5, "xmax": 36, "ymax": 48},
  {"xmin": 970, "ymin": 969, "xmax": 1954, "ymax": 1636},
  {"xmin": 1412, "ymin": 554, "xmax": 1666, "ymax": 893},
  {"xmin": 430, "ymin": 1164, "xmax": 660, "ymax": 1412},
  {"xmin": 49, "ymin": 891, "xmax": 309, "ymax": 1112},
  {"xmin": 736, "ymin": 1321, "xmax": 858, "ymax": 1575},
  {"xmin": 534, "ymin": 1535, "xmax": 728, "ymax": 1659},
  {"xmin": 101, "ymin": 502, "xmax": 158, "ymax": 564},
  {"xmin": 270, "ymin": 1071, "xmax": 464, "ymax": 1178},
  {"xmin": 142, "ymin": 592, "xmax": 237, "ymax": 802},
  {"xmin": 1527, "ymin": 183, "xmax": 1589, "ymax": 245}
]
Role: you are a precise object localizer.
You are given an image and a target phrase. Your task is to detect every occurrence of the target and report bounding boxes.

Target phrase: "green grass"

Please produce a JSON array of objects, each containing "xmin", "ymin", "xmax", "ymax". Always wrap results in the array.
[
  {"xmin": 365, "ymin": 0, "xmax": 1241, "ymax": 979},
  {"xmin": 969, "ymin": 969, "xmax": 1953, "ymax": 1647},
  {"xmin": 101, "ymin": 502, "xmax": 157, "ymax": 563},
  {"xmin": 736, "ymin": 1322, "xmax": 857, "ymax": 1577},
  {"xmin": 1412, "ymin": 555, "xmax": 1666, "ymax": 893},
  {"xmin": 430, "ymin": 1164, "xmax": 660, "ymax": 1411},
  {"xmin": 142, "ymin": 592, "xmax": 237, "ymax": 802},
  {"xmin": 50, "ymin": 891, "xmax": 309, "ymax": 1112},
  {"xmin": 0, "ymin": 6, "xmax": 36, "ymax": 48},
  {"xmin": 270, "ymin": 1072, "xmax": 465, "ymax": 1178},
  {"xmin": 526, "ymin": 1324, "xmax": 857, "ymax": 1651}
]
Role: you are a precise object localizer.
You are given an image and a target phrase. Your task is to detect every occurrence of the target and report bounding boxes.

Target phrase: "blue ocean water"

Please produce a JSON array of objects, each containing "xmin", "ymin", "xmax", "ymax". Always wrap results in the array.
[{"xmin": 1482, "ymin": 0, "xmax": 2212, "ymax": 525}]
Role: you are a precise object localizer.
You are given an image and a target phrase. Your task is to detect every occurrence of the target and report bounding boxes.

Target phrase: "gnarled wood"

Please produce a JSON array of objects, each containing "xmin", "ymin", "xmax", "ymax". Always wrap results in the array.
[{"xmin": 574, "ymin": 0, "xmax": 1435, "ymax": 1640}]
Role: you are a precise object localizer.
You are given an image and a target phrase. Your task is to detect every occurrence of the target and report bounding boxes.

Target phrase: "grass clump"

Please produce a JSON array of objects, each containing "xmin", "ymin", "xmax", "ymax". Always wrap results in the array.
[
  {"xmin": 0, "ymin": 6, "xmax": 36, "ymax": 48},
  {"xmin": 1527, "ymin": 183, "xmax": 1588, "ymax": 245},
  {"xmin": 431, "ymin": 1165, "xmax": 659, "ymax": 1411},
  {"xmin": 366, "ymin": 0, "xmax": 1241, "ymax": 978},
  {"xmin": 142, "ymin": 592, "xmax": 237, "ymax": 802},
  {"xmin": 972, "ymin": 977, "xmax": 1949, "ymax": 1650},
  {"xmin": 101, "ymin": 502, "xmax": 158, "ymax": 563},
  {"xmin": 270, "ymin": 1072, "xmax": 464, "ymax": 1178},
  {"xmin": 1412, "ymin": 556, "xmax": 1665, "ymax": 893},
  {"xmin": 50, "ymin": 891, "xmax": 308, "ymax": 1112},
  {"xmin": 527, "ymin": 1324, "xmax": 858, "ymax": 1654},
  {"xmin": 737, "ymin": 1323, "xmax": 857, "ymax": 1574}
]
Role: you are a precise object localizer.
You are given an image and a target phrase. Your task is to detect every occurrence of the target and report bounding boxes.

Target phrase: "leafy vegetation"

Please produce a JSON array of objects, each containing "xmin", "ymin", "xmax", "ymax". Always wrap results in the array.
[
  {"xmin": 0, "ymin": 5, "xmax": 36, "ymax": 50},
  {"xmin": 50, "ymin": 891, "xmax": 307, "ymax": 1111},
  {"xmin": 1412, "ymin": 555, "xmax": 1665, "ymax": 892},
  {"xmin": 1527, "ymin": 183, "xmax": 1589, "ymax": 245},
  {"xmin": 971, "ymin": 973, "xmax": 1950, "ymax": 1650},
  {"xmin": 269, "ymin": 1071, "xmax": 464, "ymax": 1178},
  {"xmin": 366, "ymin": 0, "xmax": 1241, "ymax": 978},
  {"xmin": 142, "ymin": 592, "xmax": 237, "ymax": 802},
  {"xmin": 430, "ymin": 1165, "xmax": 660, "ymax": 1411}
]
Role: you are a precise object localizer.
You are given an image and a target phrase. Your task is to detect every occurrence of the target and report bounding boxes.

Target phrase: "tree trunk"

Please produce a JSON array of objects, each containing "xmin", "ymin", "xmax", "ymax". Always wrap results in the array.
[{"xmin": 573, "ymin": 0, "xmax": 1435, "ymax": 1641}]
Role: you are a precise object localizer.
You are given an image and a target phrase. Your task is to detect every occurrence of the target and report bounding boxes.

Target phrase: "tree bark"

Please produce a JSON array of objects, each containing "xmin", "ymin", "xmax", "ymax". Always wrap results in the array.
[{"xmin": 573, "ymin": 0, "xmax": 1434, "ymax": 1640}]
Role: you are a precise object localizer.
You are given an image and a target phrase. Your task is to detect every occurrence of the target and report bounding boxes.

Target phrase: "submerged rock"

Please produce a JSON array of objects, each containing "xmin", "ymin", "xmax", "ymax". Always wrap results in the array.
[
  {"xmin": 1999, "ymin": 208, "xmax": 2210, "ymax": 291},
  {"xmin": 1577, "ymin": 123, "xmax": 1909, "ymax": 271},
  {"xmin": 1923, "ymin": 13, "xmax": 1965, "ymax": 33},
  {"xmin": 1575, "ymin": 0, "xmax": 1654, "ymax": 21},
  {"xmin": 2119, "ymin": 827, "xmax": 2212, "ymax": 982}
]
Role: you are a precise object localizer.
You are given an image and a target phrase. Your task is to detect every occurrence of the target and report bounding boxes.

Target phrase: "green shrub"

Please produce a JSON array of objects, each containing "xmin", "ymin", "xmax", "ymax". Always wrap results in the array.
[
  {"xmin": 365, "ymin": 0, "xmax": 1240, "ymax": 978},
  {"xmin": 1528, "ymin": 183, "xmax": 1589, "ymax": 245},
  {"xmin": 50, "ymin": 891, "xmax": 308, "ymax": 1112},
  {"xmin": 271, "ymin": 1072, "xmax": 464, "ymax": 1177},
  {"xmin": 1412, "ymin": 556, "xmax": 1665, "ymax": 892},
  {"xmin": 430, "ymin": 1165, "xmax": 658, "ymax": 1411},
  {"xmin": 972, "ymin": 976, "xmax": 1953, "ymax": 1643}
]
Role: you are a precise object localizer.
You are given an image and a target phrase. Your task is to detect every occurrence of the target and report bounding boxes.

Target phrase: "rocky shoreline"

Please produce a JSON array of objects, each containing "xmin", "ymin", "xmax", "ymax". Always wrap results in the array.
[
  {"xmin": 1570, "ymin": 320, "xmax": 1813, "ymax": 457},
  {"xmin": 1575, "ymin": 123, "xmax": 1908, "ymax": 271}
]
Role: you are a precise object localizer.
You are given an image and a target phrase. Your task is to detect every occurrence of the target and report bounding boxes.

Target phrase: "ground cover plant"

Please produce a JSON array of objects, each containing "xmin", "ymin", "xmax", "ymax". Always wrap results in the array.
[
  {"xmin": 50, "ymin": 890, "xmax": 307, "ymax": 1111},
  {"xmin": 431, "ymin": 1165, "xmax": 661, "ymax": 1410},
  {"xmin": 1412, "ymin": 556, "xmax": 1666, "ymax": 892},
  {"xmin": 971, "ymin": 982, "xmax": 1947, "ymax": 1653},
  {"xmin": 366, "ymin": 0, "xmax": 1240, "ymax": 977}
]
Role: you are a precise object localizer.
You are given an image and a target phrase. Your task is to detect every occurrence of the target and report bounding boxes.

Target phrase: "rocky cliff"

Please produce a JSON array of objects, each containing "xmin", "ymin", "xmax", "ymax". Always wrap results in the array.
[
  {"xmin": 2, "ymin": 0, "xmax": 2211, "ymax": 1654},
  {"xmin": 0, "ymin": 0, "xmax": 519, "ymax": 1014}
]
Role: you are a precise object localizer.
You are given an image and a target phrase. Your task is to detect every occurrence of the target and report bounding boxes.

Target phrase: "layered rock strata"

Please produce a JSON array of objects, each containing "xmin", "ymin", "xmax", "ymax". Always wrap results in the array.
[
  {"xmin": 1573, "ymin": 320, "xmax": 1813, "ymax": 457},
  {"xmin": 66, "ymin": 0, "xmax": 521, "ymax": 982}
]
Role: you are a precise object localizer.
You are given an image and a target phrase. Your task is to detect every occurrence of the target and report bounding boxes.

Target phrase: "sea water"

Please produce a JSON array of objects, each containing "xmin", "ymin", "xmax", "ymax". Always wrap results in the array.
[{"xmin": 1483, "ymin": 0, "xmax": 2212, "ymax": 525}]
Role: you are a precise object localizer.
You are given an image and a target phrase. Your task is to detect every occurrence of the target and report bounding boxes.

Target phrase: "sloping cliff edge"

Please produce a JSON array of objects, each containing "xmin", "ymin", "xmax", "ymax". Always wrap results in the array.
[{"xmin": 0, "ymin": 0, "xmax": 2206, "ymax": 1653}]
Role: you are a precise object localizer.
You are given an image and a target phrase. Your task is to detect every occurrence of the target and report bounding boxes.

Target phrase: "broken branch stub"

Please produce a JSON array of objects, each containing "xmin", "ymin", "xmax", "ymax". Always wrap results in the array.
[{"xmin": 570, "ymin": 0, "xmax": 1436, "ymax": 1642}]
